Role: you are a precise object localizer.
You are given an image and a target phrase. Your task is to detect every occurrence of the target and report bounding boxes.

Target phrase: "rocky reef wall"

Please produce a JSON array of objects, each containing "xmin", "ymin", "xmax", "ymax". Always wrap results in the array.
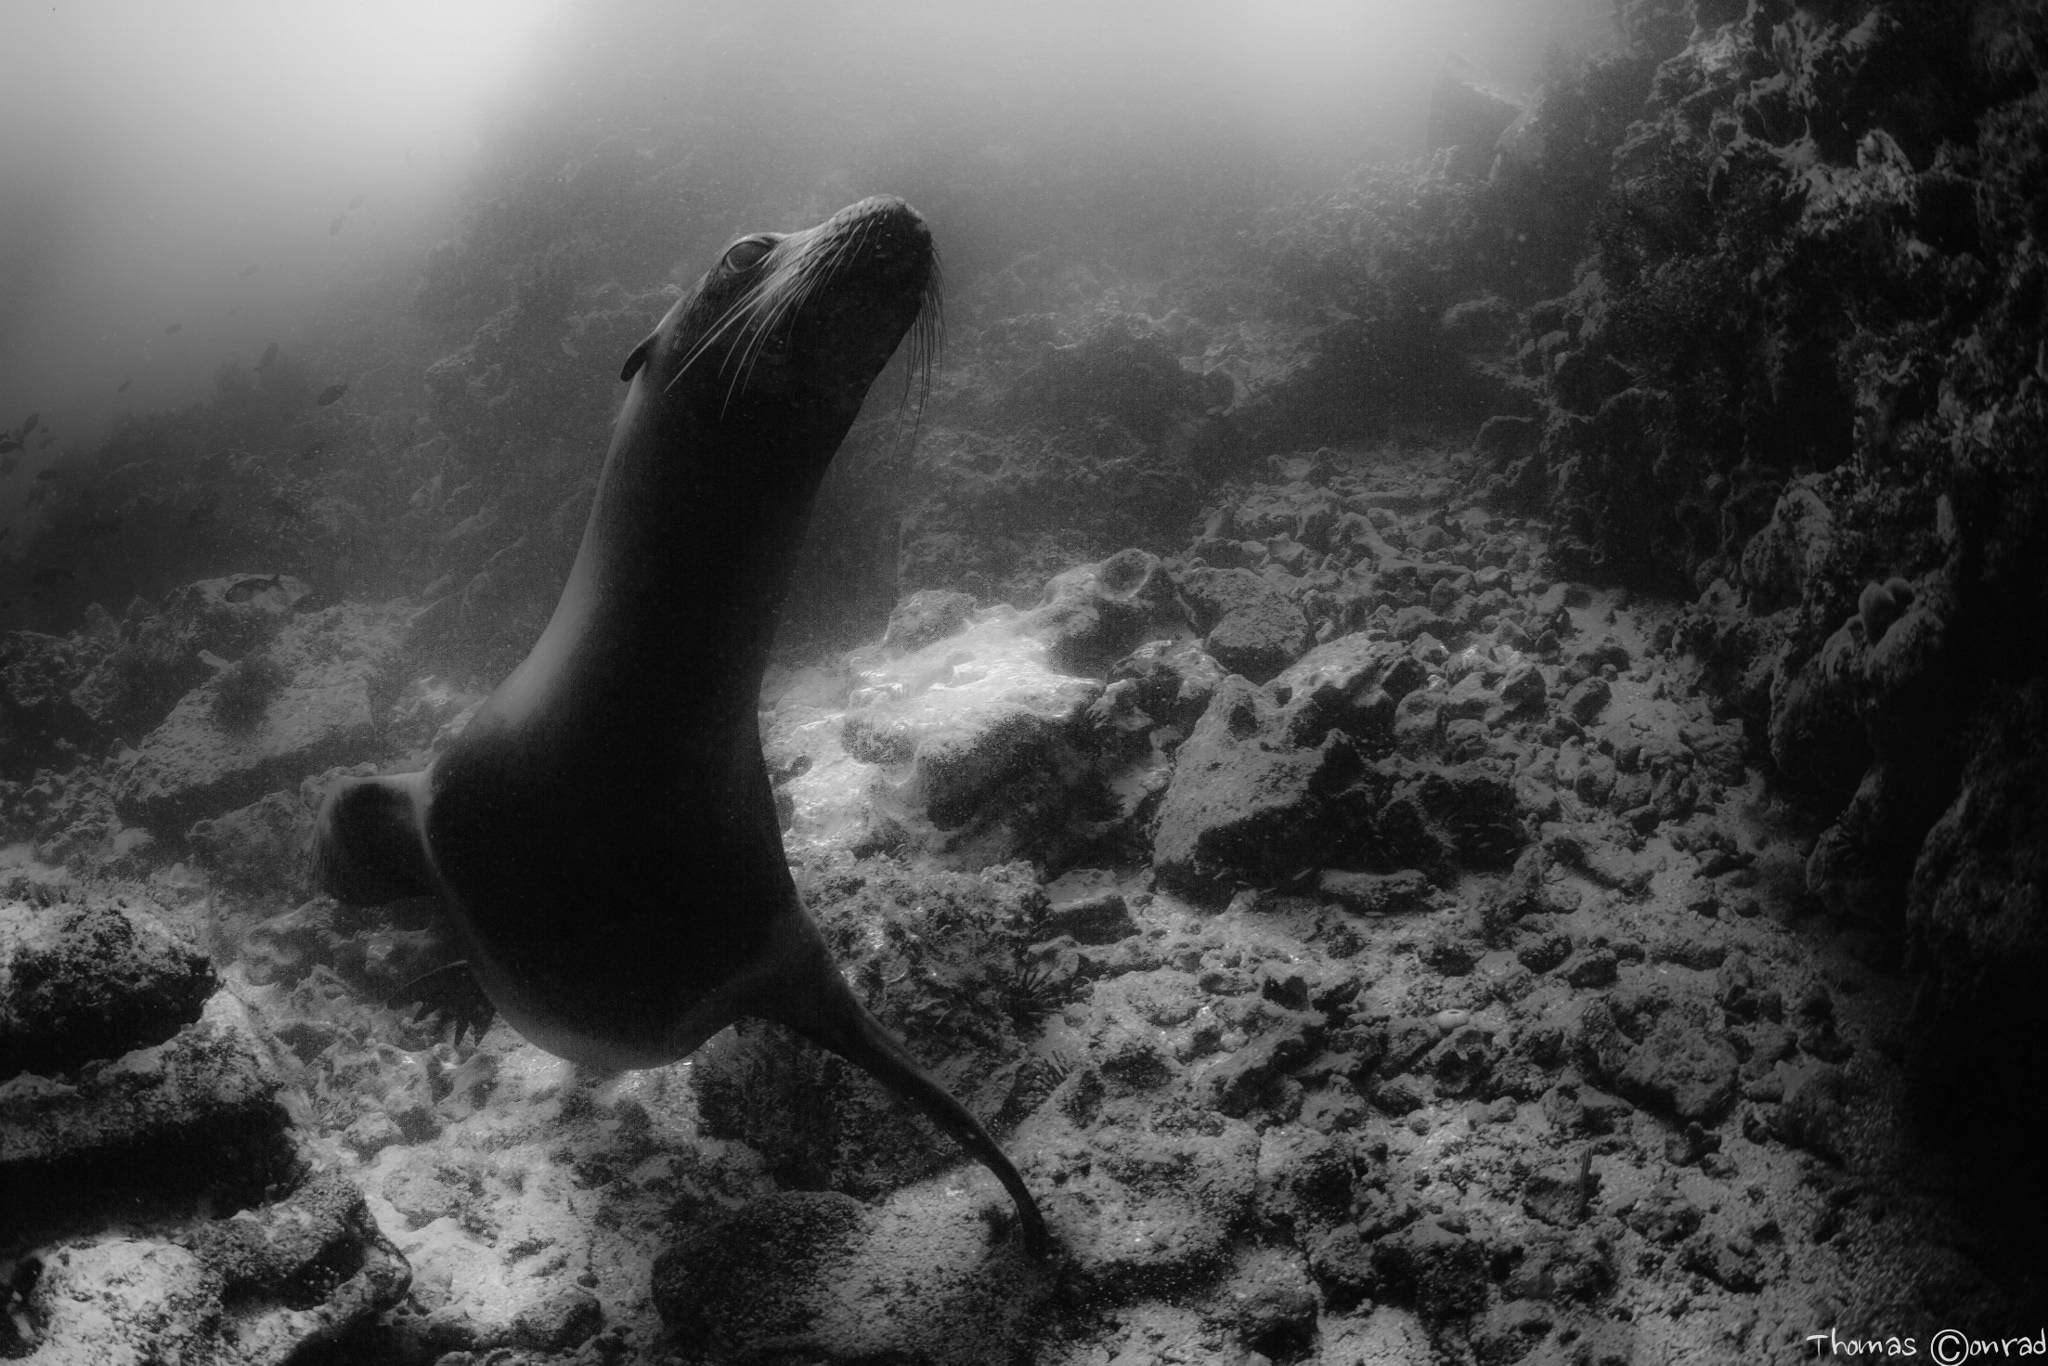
[{"xmin": 1472, "ymin": 0, "xmax": 2048, "ymax": 1236}]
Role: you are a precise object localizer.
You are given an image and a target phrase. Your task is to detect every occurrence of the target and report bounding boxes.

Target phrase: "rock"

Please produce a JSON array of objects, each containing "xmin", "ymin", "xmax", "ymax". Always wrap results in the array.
[
  {"xmin": 0, "ymin": 985, "xmax": 297, "ymax": 1257},
  {"xmin": 19, "ymin": 1240, "xmax": 215, "ymax": 1362},
  {"xmin": 1372, "ymin": 760, "xmax": 1525, "ymax": 871},
  {"xmin": 1523, "ymin": 1163, "xmax": 1597, "ymax": 1236},
  {"xmin": 0, "ymin": 897, "xmax": 215, "ymax": 1078},
  {"xmin": 1024, "ymin": 549, "xmax": 1180, "ymax": 675},
  {"xmin": 1179, "ymin": 567, "xmax": 1310, "ymax": 684},
  {"xmin": 66, "ymin": 574, "xmax": 314, "ymax": 736},
  {"xmin": 1392, "ymin": 687, "xmax": 1445, "ymax": 754},
  {"xmin": 1856, "ymin": 576, "xmax": 1914, "ymax": 645},
  {"xmin": 1562, "ymin": 675, "xmax": 1611, "ymax": 723},
  {"xmin": 1428, "ymin": 69, "xmax": 1521, "ymax": 178},
  {"xmin": 652, "ymin": 1190, "xmax": 1049, "ymax": 1364},
  {"xmin": 1371, "ymin": 1218, "xmax": 1487, "ymax": 1320},
  {"xmin": 1498, "ymin": 661, "xmax": 1548, "ymax": 713},
  {"xmin": 1049, "ymin": 1117, "xmax": 1261, "ymax": 1297},
  {"xmin": 1425, "ymin": 1024, "xmax": 1495, "ymax": 1093},
  {"xmin": 116, "ymin": 601, "xmax": 410, "ymax": 830},
  {"xmin": 0, "ymin": 988, "xmax": 285, "ymax": 1169},
  {"xmin": 1255, "ymin": 1127, "xmax": 1364, "ymax": 1234},
  {"xmin": 1772, "ymin": 1063, "xmax": 1853, "ymax": 1161},
  {"xmin": 343, "ymin": 1109, "xmax": 404, "ymax": 1159},
  {"xmin": 1474, "ymin": 413, "xmax": 1540, "ymax": 462},
  {"xmin": 1516, "ymin": 930, "xmax": 1573, "ymax": 973},
  {"xmin": 1625, "ymin": 1177, "xmax": 1704, "ymax": 1244},
  {"xmin": 1208, "ymin": 1013, "xmax": 1323, "ymax": 1117},
  {"xmin": 1421, "ymin": 933, "xmax": 1478, "ymax": 978},
  {"xmin": 0, "ymin": 630, "xmax": 106, "ymax": 764},
  {"xmin": 1562, "ymin": 947, "xmax": 1619, "ymax": 988},
  {"xmin": 182, "ymin": 1172, "xmax": 414, "ymax": 1354},
  {"xmin": 13, "ymin": 1189, "xmax": 406, "ymax": 1366},
  {"xmin": 1268, "ymin": 631, "xmax": 1415, "ymax": 747},
  {"xmin": 1153, "ymin": 677, "xmax": 1374, "ymax": 895},
  {"xmin": 1107, "ymin": 638, "xmax": 1227, "ymax": 730},
  {"xmin": 1098, "ymin": 1028, "xmax": 1177, "ymax": 1095},
  {"xmin": 1470, "ymin": 1300, "xmax": 1556, "ymax": 1365},
  {"xmin": 1576, "ymin": 985, "xmax": 1739, "ymax": 1124},
  {"xmin": 187, "ymin": 789, "xmax": 314, "ymax": 896},
  {"xmin": 512, "ymin": 1284, "xmax": 604, "ymax": 1352},
  {"xmin": 1680, "ymin": 1229, "xmax": 1767, "ymax": 1292},
  {"xmin": 1737, "ymin": 476, "xmax": 1835, "ymax": 613},
  {"xmin": 1768, "ymin": 622, "xmax": 1869, "ymax": 796},
  {"xmin": 883, "ymin": 589, "xmax": 978, "ymax": 653},
  {"xmin": 1222, "ymin": 1246, "xmax": 1320, "ymax": 1362},
  {"xmin": 770, "ymin": 605, "xmax": 1106, "ymax": 862}
]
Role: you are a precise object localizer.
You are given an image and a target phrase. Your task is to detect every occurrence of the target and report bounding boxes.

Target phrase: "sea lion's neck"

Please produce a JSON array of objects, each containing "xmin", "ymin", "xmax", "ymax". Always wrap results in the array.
[{"xmin": 492, "ymin": 379, "xmax": 835, "ymax": 738}]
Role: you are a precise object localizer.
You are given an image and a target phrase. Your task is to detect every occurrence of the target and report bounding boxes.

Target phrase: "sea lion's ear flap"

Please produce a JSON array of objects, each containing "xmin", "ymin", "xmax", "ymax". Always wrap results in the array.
[{"xmin": 620, "ymin": 332, "xmax": 658, "ymax": 383}]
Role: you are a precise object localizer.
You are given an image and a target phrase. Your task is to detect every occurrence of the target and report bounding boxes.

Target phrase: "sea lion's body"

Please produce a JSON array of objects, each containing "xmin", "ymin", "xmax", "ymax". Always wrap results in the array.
[{"xmin": 315, "ymin": 197, "xmax": 1046, "ymax": 1252}]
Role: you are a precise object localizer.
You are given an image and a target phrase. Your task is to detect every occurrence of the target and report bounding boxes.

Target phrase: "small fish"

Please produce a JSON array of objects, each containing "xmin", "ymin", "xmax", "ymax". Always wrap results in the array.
[
  {"xmin": 36, "ymin": 437, "xmax": 50, "ymax": 449},
  {"xmin": 350, "ymin": 192, "xmax": 365, "ymax": 209},
  {"xmin": 0, "ymin": 454, "xmax": 17, "ymax": 476},
  {"xmin": 258, "ymin": 342, "xmax": 278, "ymax": 370},
  {"xmin": 330, "ymin": 215, "xmax": 344, "ymax": 236},
  {"xmin": 118, "ymin": 379, "xmax": 132, "ymax": 392},
  {"xmin": 299, "ymin": 438, "xmax": 328, "ymax": 461},
  {"xmin": 240, "ymin": 262, "xmax": 261, "ymax": 278},
  {"xmin": 34, "ymin": 468, "xmax": 60, "ymax": 481},
  {"xmin": 405, "ymin": 146, "xmax": 414, "ymax": 169},
  {"xmin": 79, "ymin": 514, "xmax": 122, "ymax": 537},
  {"xmin": 0, "ymin": 438, "xmax": 17, "ymax": 454},
  {"xmin": 187, "ymin": 499, "xmax": 218, "ymax": 525},
  {"xmin": 165, "ymin": 322, "xmax": 181, "ymax": 335},
  {"xmin": 229, "ymin": 306, "xmax": 242, "ymax": 316},
  {"xmin": 31, "ymin": 566, "xmax": 73, "ymax": 587},
  {"xmin": 316, "ymin": 383, "xmax": 348, "ymax": 406},
  {"xmin": 19, "ymin": 413, "xmax": 39, "ymax": 438}
]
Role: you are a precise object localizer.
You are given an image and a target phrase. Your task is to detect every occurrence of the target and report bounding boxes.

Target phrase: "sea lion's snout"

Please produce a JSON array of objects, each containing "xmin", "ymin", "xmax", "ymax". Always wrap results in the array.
[{"xmin": 826, "ymin": 195, "xmax": 934, "ymax": 288}]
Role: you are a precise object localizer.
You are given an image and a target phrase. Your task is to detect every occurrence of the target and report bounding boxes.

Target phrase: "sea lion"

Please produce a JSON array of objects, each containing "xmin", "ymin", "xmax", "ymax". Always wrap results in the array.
[{"xmin": 313, "ymin": 196, "xmax": 1048, "ymax": 1254}]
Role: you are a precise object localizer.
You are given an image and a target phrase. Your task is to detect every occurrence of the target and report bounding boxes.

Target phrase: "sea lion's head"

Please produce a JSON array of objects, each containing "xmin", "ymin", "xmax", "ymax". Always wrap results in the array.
[{"xmin": 628, "ymin": 194, "xmax": 938, "ymax": 437}]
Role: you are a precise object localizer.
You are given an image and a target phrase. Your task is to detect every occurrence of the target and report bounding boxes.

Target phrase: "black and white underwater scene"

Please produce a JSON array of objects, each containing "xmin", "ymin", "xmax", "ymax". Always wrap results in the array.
[{"xmin": 4, "ymin": 0, "xmax": 2048, "ymax": 1360}]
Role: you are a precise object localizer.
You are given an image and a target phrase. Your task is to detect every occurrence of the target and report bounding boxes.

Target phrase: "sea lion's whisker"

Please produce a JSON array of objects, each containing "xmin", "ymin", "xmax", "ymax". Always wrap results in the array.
[
  {"xmin": 665, "ymin": 294, "xmax": 758, "ymax": 395},
  {"xmin": 889, "ymin": 248, "xmax": 943, "ymax": 460},
  {"xmin": 723, "ymin": 244, "xmax": 814, "ymax": 412}
]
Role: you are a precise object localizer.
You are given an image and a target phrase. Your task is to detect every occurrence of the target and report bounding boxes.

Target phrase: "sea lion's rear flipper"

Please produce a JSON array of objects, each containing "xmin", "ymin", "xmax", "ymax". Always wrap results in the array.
[
  {"xmin": 772, "ymin": 960, "xmax": 1051, "ymax": 1257},
  {"xmin": 312, "ymin": 772, "xmax": 437, "ymax": 905}
]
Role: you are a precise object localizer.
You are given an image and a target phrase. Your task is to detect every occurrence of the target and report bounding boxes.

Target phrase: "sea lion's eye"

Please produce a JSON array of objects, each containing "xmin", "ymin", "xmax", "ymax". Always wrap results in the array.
[{"xmin": 724, "ymin": 238, "xmax": 772, "ymax": 271}]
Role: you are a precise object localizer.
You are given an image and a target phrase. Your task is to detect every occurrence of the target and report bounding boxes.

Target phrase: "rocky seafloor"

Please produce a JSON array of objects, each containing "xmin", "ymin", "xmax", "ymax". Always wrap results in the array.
[{"xmin": 0, "ymin": 438, "xmax": 2036, "ymax": 1363}]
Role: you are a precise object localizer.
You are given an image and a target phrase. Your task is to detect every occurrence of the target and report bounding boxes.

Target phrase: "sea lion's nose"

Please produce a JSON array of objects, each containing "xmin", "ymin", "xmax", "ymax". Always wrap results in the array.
[
  {"xmin": 831, "ymin": 196, "xmax": 933, "ymax": 290},
  {"xmin": 840, "ymin": 195, "xmax": 929, "ymax": 247}
]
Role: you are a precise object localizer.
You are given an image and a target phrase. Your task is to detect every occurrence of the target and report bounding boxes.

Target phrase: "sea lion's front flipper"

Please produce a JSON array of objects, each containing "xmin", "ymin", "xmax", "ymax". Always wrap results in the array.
[
  {"xmin": 312, "ymin": 771, "xmax": 437, "ymax": 905},
  {"xmin": 768, "ymin": 953, "xmax": 1051, "ymax": 1257}
]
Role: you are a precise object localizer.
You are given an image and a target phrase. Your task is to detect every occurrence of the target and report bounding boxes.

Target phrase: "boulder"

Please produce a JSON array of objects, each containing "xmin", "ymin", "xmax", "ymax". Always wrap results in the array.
[{"xmin": 116, "ymin": 601, "xmax": 410, "ymax": 829}]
